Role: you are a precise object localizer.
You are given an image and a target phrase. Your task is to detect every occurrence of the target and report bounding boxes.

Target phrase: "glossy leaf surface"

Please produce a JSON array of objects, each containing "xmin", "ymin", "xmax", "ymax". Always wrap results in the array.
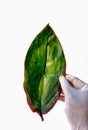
[{"xmin": 24, "ymin": 24, "xmax": 66, "ymax": 120}]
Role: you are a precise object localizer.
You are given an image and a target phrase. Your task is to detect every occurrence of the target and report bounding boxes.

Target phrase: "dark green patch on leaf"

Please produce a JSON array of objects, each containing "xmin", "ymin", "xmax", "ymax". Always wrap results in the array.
[{"xmin": 24, "ymin": 24, "xmax": 66, "ymax": 121}]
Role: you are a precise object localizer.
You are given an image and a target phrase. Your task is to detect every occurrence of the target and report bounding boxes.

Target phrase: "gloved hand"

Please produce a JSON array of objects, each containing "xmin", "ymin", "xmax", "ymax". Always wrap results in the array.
[{"xmin": 59, "ymin": 74, "xmax": 88, "ymax": 130}]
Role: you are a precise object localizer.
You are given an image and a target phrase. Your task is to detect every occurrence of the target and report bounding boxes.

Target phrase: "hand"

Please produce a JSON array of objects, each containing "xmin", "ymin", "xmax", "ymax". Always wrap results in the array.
[{"xmin": 59, "ymin": 74, "xmax": 88, "ymax": 130}]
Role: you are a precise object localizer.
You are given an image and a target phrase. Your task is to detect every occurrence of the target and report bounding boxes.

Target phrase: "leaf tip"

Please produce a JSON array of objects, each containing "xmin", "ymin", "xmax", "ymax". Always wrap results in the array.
[{"xmin": 46, "ymin": 23, "xmax": 51, "ymax": 29}]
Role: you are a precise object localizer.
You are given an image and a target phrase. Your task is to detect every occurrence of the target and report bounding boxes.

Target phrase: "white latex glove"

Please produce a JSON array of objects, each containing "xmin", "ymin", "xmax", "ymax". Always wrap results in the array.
[{"xmin": 59, "ymin": 75, "xmax": 88, "ymax": 130}]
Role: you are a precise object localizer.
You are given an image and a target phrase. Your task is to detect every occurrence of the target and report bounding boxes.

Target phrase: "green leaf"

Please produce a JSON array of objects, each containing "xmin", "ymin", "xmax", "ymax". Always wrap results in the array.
[{"xmin": 24, "ymin": 24, "xmax": 66, "ymax": 121}]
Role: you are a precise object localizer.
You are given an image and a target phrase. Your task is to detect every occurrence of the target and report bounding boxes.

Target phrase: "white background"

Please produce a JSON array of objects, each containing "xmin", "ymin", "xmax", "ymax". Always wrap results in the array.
[{"xmin": 0, "ymin": 0, "xmax": 88, "ymax": 129}]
